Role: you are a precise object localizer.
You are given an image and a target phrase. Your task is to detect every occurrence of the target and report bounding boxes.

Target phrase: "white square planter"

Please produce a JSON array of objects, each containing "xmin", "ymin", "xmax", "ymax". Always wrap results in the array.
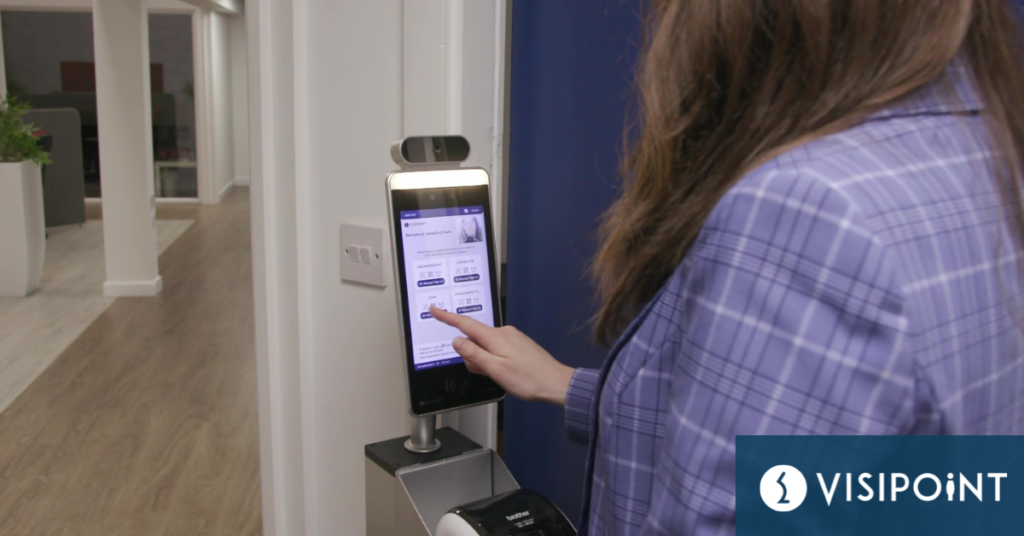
[{"xmin": 0, "ymin": 161, "xmax": 46, "ymax": 297}]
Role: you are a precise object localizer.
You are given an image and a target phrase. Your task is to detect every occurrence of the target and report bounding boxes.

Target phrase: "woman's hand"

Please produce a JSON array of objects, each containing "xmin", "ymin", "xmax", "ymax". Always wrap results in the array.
[{"xmin": 429, "ymin": 306, "xmax": 575, "ymax": 406}]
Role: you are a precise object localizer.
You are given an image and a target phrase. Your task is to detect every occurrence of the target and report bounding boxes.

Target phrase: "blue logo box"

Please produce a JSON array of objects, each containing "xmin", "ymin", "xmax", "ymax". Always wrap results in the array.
[{"xmin": 736, "ymin": 436, "xmax": 1024, "ymax": 535}]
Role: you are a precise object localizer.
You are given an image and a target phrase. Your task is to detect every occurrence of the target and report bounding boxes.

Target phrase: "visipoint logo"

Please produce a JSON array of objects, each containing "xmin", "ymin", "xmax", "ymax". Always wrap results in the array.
[
  {"xmin": 760, "ymin": 465, "xmax": 807, "ymax": 512},
  {"xmin": 737, "ymin": 437, "xmax": 1021, "ymax": 534},
  {"xmin": 760, "ymin": 465, "xmax": 1007, "ymax": 512}
]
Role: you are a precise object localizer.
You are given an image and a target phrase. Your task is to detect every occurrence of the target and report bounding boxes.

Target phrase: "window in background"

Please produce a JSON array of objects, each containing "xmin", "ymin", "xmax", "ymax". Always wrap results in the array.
[
  {"xmin": 149, "ymin": 13, "xmax": 197, "ymax": 199},
  {"xmin": 2, "ymin": 11, "xmax": 196, "ymax": 199}
]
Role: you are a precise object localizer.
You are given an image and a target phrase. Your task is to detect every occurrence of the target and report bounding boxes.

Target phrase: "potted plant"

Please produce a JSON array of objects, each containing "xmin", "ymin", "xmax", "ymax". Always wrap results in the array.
[{"xmin": 0, "ymin": 95, "xmax": 51, "ymax": 297}]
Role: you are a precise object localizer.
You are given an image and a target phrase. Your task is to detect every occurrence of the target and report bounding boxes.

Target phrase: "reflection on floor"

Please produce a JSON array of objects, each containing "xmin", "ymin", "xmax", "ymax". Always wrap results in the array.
[
  {"xmin": 0, "ymin": 188, "xmax": 261, "ymax": 535},
  {"xmin": 0, "ymin": 219, "xmax": 193, "ymax": 414}
]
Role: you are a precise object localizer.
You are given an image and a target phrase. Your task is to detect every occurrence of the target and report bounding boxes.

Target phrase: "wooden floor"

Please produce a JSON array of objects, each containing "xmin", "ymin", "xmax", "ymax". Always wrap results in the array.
[
  {"xmin": 0, "ymin": 189, "xmax": 261, "ymax": 536},
  {"xmin": 0, "ymin": 219, "xmax": 193, "ymax": 416}
]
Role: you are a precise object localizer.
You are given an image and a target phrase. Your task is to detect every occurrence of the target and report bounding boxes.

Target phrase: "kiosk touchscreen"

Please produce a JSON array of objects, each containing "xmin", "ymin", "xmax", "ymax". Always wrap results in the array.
[{"xmin": 387, "ymin": 168, "xmax": 505, "ymax": 416}]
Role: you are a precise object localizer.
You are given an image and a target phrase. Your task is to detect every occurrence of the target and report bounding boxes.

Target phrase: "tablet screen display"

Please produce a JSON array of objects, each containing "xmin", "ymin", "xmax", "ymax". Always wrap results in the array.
[
  {"xmin": 388, "ymin": 170, "xmax": 505, "ymax": 416},
  {"xmin": 399, "ymin": 204, "xmax": 496, "ymax": 371}
]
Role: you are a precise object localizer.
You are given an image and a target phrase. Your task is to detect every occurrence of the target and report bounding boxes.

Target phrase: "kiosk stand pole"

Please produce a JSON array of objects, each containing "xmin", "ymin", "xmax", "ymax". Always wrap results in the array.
[{"xmin": 405, "ymin": 415, "xmax": 442, "ymax": 453}]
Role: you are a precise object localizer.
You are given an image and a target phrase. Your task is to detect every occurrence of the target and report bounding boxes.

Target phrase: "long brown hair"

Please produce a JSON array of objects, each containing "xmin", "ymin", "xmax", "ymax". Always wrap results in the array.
[{"xmin": 592, "ymin": 0, "xmax": 1024, "ymax": 345}]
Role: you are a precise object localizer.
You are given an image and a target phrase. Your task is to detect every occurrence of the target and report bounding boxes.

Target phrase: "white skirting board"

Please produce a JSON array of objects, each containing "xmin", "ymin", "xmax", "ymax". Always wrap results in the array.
[
  {"xmin": 103, "ymin": 276, "xmax": 164, "ymax": 297},
  {"xmin": 217, "ymin": 179, "xmax": 236, "ymax": 203},
  {"xmin": 234, "ymin": 175, "xmax": 251, "ymax": 186}
]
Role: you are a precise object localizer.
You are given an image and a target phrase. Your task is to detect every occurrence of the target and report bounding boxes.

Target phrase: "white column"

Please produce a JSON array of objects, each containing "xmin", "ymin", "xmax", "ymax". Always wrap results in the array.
[
  {"xmin": 229, "ymin": 14, "xmax": 249, "ymax": 187},
  {"xmin": 193, "ymin": 9, "xmax": 234, "ymax": 205},
  {"xmin": 210, "ymin": 11, "xmax": 235, "ymax": 202},
  {"xmin": 192, "ymin": 10, "xmax": 212, "ymax": 203},
  {"xmin": 93, "ymin": 0, "xmax": 162, "ymax": 297}
]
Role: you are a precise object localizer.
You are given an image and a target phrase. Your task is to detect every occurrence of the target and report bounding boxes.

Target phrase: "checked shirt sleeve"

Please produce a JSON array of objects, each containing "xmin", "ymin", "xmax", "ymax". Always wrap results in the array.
[
  {"xmin": 637, "ymin": 169, "xmax": 914, "ymax": 535},
  {"xmin": 565, "ymin": 367, "xmax": 601, "ymax": 444}
]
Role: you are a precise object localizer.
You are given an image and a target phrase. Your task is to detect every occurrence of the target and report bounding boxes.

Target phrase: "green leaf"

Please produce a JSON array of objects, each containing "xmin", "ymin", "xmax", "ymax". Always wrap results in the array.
[{"xmin": 0, "ymin": 95, "xmax": 51, "ymax": 166}]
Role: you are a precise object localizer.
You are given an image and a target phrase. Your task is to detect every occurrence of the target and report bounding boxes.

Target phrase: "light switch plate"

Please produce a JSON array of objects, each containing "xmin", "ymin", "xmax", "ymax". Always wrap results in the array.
[{"xmin": 339, "ymin": 223, "xmax": 386, "ymax": 288}]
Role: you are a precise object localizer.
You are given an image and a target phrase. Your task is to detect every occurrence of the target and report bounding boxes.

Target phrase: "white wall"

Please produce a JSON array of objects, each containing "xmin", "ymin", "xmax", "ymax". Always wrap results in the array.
[
  {"xmin": 249, "ymin": 1, "xmax": 508, "ymax": 534},
  {"xmin": 209, "ymin": 11, "xmax": 233, "ymax": 199},
  {"xmin": 247, "ymin": 0, "xmax": 307, "ymax": 533},
  {"xmin": 303, "ymin": 1, "xmax": 410, "ymax": 534},
  {"xmin": 229, "ymin": 13, "xmax": 249, "ymax": 185}
]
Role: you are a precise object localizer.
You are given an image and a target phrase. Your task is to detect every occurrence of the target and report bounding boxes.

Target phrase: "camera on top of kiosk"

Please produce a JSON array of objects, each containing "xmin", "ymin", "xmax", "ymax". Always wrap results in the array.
[
  {"xmin": 364, "ymin": 136, "xmax": 575, "ymax": 536},
  {"xmin": 391, "ymin": 135, "xmax": 471, "ymax": 167}
]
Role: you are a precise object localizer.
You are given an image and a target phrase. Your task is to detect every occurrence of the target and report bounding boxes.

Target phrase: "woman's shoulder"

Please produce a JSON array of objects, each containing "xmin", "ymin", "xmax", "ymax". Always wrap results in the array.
[
  {"xmin": 682, "ymin": 123, "xmax": 927, "ymax": 294},
  {"xmin": 726, "ymin": 108, "xmax": 992, "ymax": 234}
]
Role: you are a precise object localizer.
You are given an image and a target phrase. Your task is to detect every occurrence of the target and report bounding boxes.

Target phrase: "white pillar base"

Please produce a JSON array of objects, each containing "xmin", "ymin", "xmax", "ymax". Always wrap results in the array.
[{"xmin": 103, "ymin": 276, "xmax": 163, "ymax": 297}]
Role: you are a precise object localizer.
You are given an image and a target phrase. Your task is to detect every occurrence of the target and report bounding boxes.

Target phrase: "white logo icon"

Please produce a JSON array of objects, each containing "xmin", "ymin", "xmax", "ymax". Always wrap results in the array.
[{"xmin": 760, "ymin": 465, "xmax": 807, "ymax": 512}]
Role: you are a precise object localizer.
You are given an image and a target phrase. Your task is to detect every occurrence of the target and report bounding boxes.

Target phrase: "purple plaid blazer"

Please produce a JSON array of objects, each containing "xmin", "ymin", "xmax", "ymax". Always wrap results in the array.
[{"xmin": 564, "ymin": 63, "xmax": 1024, "ymax": 535}]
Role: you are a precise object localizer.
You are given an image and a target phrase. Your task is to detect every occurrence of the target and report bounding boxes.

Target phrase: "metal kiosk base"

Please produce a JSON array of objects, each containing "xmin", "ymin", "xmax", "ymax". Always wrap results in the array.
[{"xmin": 365, "ymin": 427, "xmax": 518, "ymax": 535}]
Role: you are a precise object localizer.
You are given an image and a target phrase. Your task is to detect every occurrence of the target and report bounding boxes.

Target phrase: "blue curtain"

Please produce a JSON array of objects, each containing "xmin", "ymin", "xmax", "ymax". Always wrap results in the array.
[{"xmin": 503, "ymin": 0, "xmax": 641, "ymax": 522}]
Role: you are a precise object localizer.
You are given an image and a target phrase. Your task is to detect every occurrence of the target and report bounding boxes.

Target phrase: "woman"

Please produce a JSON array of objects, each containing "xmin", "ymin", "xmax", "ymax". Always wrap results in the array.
[
  {"xmin": 459, "ymin": 217, "xmax": 483, "ymax": 243},
  {"xmin": 432, "ymin": 1, "xmax": 1024, "ymax": 534}
]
